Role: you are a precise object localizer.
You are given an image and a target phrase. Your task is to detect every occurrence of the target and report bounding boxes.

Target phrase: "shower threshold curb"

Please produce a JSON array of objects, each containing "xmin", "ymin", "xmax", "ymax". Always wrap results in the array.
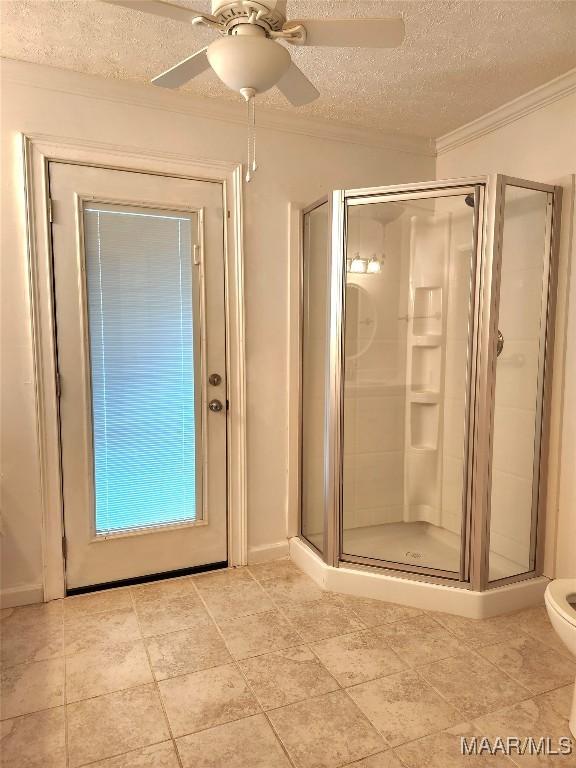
[{"xmin": 289, "ymin": 537, "xmax": 549, "ymax": 619}]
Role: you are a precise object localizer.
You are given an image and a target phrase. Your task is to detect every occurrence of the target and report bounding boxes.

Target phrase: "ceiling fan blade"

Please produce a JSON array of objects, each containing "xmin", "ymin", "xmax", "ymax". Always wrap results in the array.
[
  {"xmin": 276, "ymin": 62, "xmax": 319, "ymax": 106},
  {"xmin": 152, "ymin": 48, "xmax": 210, "ymax": 88},
  {"xmin": 285, "ymin": 17, "xmax": 405, "ymax": 48},
  {"xmin": 102, "ymin": 0, "xmax": 215, "ymax": 25}
]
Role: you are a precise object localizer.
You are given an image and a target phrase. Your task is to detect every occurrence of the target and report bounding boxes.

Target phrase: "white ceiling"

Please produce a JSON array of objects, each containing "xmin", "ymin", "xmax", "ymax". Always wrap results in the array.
[{"xmin": 1, "ymin": 0, "xmax": 575, "ymax": 138}]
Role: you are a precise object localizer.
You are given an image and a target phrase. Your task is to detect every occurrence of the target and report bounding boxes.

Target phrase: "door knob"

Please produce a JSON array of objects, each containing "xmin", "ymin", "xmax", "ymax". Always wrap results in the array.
[{"xmin": 209, "ymin": 399, "xmax": 224, "ymax": 413}]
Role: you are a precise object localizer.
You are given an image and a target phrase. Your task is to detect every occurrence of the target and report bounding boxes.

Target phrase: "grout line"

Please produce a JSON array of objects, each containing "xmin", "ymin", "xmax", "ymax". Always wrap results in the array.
[
  {"xmin": 190, "ymin": 577, "xmax": 299, "ymax": 768},
  {"xmin": 128, "ymin": 587, "xmax": 185, "ymax": 768}
]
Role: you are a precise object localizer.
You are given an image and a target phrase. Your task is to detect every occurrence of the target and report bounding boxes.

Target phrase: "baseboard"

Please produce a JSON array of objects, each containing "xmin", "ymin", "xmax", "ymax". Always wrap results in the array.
[
  {"xmin": 289, "ymin": 537, "xmax": 548, "ymax": 619},
  {"xmin": 247, "ymin": 539, "xmax": 290, "ymax": 564},
  {"xmin": 0, "ymin": 583, "xmax": 44, "ymax": 608}
]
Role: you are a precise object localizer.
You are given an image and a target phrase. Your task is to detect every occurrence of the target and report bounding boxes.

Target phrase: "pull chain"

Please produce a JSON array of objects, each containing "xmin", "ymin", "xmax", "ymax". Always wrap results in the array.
[
  {"xmin": 240, "ymin": 87, "xmax": 257, "ymax": 183},
  {"xmin": 251, "ymin": 96, "xmax": 257, "ymax": 175}
]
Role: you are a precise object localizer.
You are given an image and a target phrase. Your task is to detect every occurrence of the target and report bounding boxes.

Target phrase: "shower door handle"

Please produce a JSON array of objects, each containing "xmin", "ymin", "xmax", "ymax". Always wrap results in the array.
[{"xmin": 497, "ymin": 329, "xmax": 504, "ymax": 357}]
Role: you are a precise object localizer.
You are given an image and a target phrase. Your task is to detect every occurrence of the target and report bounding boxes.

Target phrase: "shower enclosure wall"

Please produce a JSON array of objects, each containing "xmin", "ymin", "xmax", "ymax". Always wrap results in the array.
[{"xmin": 300, "ymin": 175, "xmax": 561, "ymax": 592}]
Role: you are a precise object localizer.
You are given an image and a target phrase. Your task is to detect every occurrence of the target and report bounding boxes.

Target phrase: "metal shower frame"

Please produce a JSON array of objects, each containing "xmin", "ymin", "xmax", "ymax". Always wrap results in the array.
[{"xmin": 299, "ymin": 174, "xmax": 562, "ymax": 591}]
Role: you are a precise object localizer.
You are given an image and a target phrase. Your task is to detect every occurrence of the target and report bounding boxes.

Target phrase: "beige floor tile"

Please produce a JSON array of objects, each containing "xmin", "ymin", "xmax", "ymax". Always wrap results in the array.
[
  {"xmin": 394, "ymin": 721, "xmax": 515, "ymax": 767},
  {"xmin": 429, "ymin": 610, "xmax": 523, "ymax": 648},
  {"xmin": 86, "ymin": 741, "xmax": 180, "ymax": 768},
  {"xmin": 248, "ymin": 559, "xmax": 302, "ymax": 581},
  {"xmin": 64, "ymin": 607, "xmax": 140, "ymax": 655},
  {"xmin": 198, "ymin": 582, "xmax": 275, "ymax": 621},
  {"xmin": 417, "ymin": 649, "xmax": 530, "ymax": 719},
  {"xmin": 268, "ymin": 689, "xmax": 386, "ymax": 768},
  {"xmin": 0, "ymin": 707, "xmax": 66, "ymax": 767},
  {"xmin": 477, "ymin": 635, "xmax": 576, "ymax": 695},
  {"xmin": 283, "ymin": 595, "xmax": 366, "ymax": 642},
  {"xmin": 513, "ymin": 605, "xmax": 575, "ymax": 658},
  {"xmin": 311, "ymin": 630, "xmax": 406, "ymax": 687},
  {"xmin": 472, "ymin": 696, "xmax": 573, "ymax": 766},
  {"xmin": 374, "ymin": 615, "xmax": 466, "ymax": 667},
  {"xmin": 344, "ymin": 752, "xmax": 407, "ymax": 768},
  {"xmin": 0, "ymin": 601, "xmax": 63, "ymax": 667},
  {"xmin": 0, "ymin": 657, "xmax": 64, "ymax": 719},
  {"xmin": 158, "ymin": 663, "xmax": 259, "ymax": 737},
  {"xmin": 146, "ymin": 625, "xmax": 231, "ymax": 680},
  {"xmin": 335, "ymin": 595, "xmax": 422, "ymax": 628},
  {"xmin": 239, "ymin": 646, "xmax": 339, "ymax": 709},
  {"xmin": 64, "ymin": 588, "xmax": 132, "ymax": 617},
  {"xmin": 536, "ymin": 684, "xmax": 575, "ymax": 720},
  {"xmin": 176, "ymin": 713, "xmax": 292, "ymax": 768},
  {"xmin": 193, "ymin": 568, "xmax": 254, "ymax": 589},
  {"xmin": 133, "ymin": 593, "xmax": 212, "ymax": 637},
  {"xmin": 347, "ymin": 668, "xmax": 459, "ymax": 747},
  {"xmin": 260, "ymin": 573, "xmax": 325, "ymax": 604},
  {"xmin": 67, "ymin": 683, "xmax": 169, "ymax": 767},
  {"xmin": 66, "ymin": 639, "xmax": 153, "ymax": 702},
  {"xmin": 217, "ymin": 610, "xmax": 302, "ymax": 659},
  {"xmin": 131, "ymin": 577, "xmax": 197, "ymax": 602}
]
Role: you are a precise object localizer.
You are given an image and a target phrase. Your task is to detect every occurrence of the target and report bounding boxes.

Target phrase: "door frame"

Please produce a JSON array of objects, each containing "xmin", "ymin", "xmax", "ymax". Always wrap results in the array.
[{"xmin": 22, "ymin": 133, "xmax": 247, "ymax": 600}]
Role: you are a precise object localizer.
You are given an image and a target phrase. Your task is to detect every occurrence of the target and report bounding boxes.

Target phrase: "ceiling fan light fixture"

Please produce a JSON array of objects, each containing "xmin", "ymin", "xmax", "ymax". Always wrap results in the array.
[{"xmin": 206, "ymin": 33, "xmax": 291, "ymax": 95}]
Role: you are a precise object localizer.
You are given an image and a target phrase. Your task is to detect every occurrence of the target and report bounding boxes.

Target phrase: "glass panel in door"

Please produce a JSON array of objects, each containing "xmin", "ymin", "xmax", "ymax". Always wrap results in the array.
[
  {"xmin": 301, "ymin": 202, "xmax": 330, "ymax": 554},
  {"xmin": 341, "ymin": 191, "xmax": 477, "ymax": 575},
  {"xmin": 488, "ymin": 185, "xmax": 551, "ymax": 581},
  {"xmin": 84, "ymin": 204, "xmax": 202, "ymax": 534}
]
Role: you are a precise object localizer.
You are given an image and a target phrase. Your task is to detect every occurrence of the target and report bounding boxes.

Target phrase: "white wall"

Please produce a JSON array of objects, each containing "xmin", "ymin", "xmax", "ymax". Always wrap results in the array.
[
  {"xmin": 0, "ymin": 58, "xmax": 434, "ymax": 599},
  {"xmin": 437, "ymin": 87, "xmax": 576, "ymax": 578}
]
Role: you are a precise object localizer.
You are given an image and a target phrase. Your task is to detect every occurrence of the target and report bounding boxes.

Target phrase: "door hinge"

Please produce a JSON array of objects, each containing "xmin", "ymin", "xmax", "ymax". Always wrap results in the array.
[
  {"xmin": 55, "ymin": 372, "xmax": 62, "ymax": 399},
  {"xmin": 193, "ymin": 244, "xmax": 201, "ymax": 266},
  {"xmin": 226, "ymin": 399, "xmax": 230, "ymax": 411},
  {"xmin": 227, "ymin": 210, "xmax": 231, "ymax": 219},
  {"xmin": 62, "ymin": 536, "xmax": 67, "ymax": 560},
  {"xmin": 48, "ymin": 198, "xmax": 54, "ymax": 223}
]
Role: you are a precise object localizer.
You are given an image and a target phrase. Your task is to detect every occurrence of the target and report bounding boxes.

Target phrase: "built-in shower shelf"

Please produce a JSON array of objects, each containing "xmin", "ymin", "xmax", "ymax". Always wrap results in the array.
[
  {"xmin": 408, "ymin": 445, "xmax": 437, "ymax": 453},
  {"xmin": 412, "ymin": 335, "xmax": 443, "ymax": 347},
  {"xmin": 410, "ymin": 390, "xmax": 440, "ymax": 404}
]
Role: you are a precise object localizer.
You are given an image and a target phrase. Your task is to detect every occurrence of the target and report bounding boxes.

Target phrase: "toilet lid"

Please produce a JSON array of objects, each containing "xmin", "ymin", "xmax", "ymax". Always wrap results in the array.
[{"xmin": 546, "ymin": 578, "xmax": 576, "ymax": 626}]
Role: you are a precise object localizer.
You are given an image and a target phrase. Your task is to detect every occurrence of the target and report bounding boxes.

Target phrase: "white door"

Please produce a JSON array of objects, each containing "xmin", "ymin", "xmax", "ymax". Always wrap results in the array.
[{"xmin": 49, "ymin": 162, "xmax": 228, "ymax": 590}]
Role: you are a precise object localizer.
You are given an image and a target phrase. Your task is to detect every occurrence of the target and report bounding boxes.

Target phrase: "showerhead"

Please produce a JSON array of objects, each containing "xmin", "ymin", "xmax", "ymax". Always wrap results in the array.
[{"xmin": 465, "ymin": 194, "xmax": 475, "ymax": 208}]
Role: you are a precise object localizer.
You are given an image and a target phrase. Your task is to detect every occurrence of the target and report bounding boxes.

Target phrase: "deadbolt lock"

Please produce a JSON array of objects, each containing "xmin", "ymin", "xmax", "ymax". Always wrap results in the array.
[{"xmin": 209, "ymin": 373, "xmax": 222, "ymax": 386}]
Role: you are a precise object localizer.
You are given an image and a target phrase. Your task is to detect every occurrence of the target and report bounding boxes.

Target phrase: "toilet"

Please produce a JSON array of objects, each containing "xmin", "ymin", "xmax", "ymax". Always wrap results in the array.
[{"xmin": 545, "ymin": 579, "xmax": 576, "ymax": 737}]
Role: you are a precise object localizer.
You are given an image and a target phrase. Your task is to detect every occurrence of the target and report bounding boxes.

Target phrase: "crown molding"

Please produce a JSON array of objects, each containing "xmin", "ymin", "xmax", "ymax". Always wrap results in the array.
[
  {"xmin": 1, "ymin": 57, "xmax": 434, "ymax": 157},
  {"xmin": 436, "ymin": 68, "xmax": 576, "ymax": 155}
]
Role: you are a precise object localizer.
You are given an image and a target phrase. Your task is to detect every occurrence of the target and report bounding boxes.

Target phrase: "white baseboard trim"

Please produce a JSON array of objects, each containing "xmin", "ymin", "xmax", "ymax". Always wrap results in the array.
[
  {"xmin": 0, "ymin": 584, "xmax": 44, "ymax": 609},
  {"xmin": 289, "ymin": 537, "xmax": 548, "ymax": 619},
  {"xmin": 247, "ymin": 540, "xmax": 290, "ymax": 564}
]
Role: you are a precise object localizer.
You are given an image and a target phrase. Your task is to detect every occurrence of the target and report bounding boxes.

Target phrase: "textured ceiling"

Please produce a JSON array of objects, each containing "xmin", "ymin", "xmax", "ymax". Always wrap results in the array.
[{"xmin": 1, "ymin": 0, "xmax": 575, "ymax": 137}]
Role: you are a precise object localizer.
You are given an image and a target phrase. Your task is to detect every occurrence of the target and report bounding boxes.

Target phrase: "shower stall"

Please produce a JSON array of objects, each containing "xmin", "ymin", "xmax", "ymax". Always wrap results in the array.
[{"xmin": 299, "ymin": 175, "xmax": 562, "ymax": 594}]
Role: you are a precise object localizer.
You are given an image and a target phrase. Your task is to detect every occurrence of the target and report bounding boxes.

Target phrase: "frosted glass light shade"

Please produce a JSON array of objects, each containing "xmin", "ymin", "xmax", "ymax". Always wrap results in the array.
[
  {"xmin": 207, "ymin": 36, "xmax": 291, "ymax": 94},
  {"xmin": 350, "ymin": 257, "xmax": 367, "ymax": 273}
]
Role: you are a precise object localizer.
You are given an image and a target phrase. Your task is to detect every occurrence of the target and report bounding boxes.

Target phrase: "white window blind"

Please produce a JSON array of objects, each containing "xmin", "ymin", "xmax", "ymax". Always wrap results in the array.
[{"xmin": 83, "ymin": 205, "xmax": 200, "ymax": 534}]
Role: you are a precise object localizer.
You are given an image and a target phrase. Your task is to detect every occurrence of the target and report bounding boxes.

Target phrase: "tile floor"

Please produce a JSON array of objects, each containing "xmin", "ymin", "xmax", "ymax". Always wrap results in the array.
[{"xmin": 1, "ymin": 558, "xmax": 575, "ymax": 768}]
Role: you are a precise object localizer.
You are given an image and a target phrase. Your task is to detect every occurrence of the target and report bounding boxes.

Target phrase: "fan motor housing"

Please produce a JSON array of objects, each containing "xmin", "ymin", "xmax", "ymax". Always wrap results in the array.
[{"xmin": 211, "ymin": 1, "xmax": 288, "ymax": 32}]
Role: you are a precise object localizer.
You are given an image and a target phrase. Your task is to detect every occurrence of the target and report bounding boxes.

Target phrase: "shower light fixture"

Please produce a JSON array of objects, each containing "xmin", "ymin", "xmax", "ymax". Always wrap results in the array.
[
  {"xmin": 367, "ymin": 256, "xmax": 381, "ymax": 274},
  {"xmin": 349, "ymin": 255, "xmax": 367, "ymax": 273}
]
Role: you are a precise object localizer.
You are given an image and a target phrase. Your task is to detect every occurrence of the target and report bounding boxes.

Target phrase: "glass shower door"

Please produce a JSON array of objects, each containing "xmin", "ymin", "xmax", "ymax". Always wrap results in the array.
[{"xmin": 341, "ymin": 187, "xmax": 479, "ymax": 577}]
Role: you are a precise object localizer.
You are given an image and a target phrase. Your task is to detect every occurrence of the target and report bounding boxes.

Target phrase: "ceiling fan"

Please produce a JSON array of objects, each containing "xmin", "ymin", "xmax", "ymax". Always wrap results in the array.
[{"xmin": 103, "ymin": 0, "xmax": 406, "ymax": 179}]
